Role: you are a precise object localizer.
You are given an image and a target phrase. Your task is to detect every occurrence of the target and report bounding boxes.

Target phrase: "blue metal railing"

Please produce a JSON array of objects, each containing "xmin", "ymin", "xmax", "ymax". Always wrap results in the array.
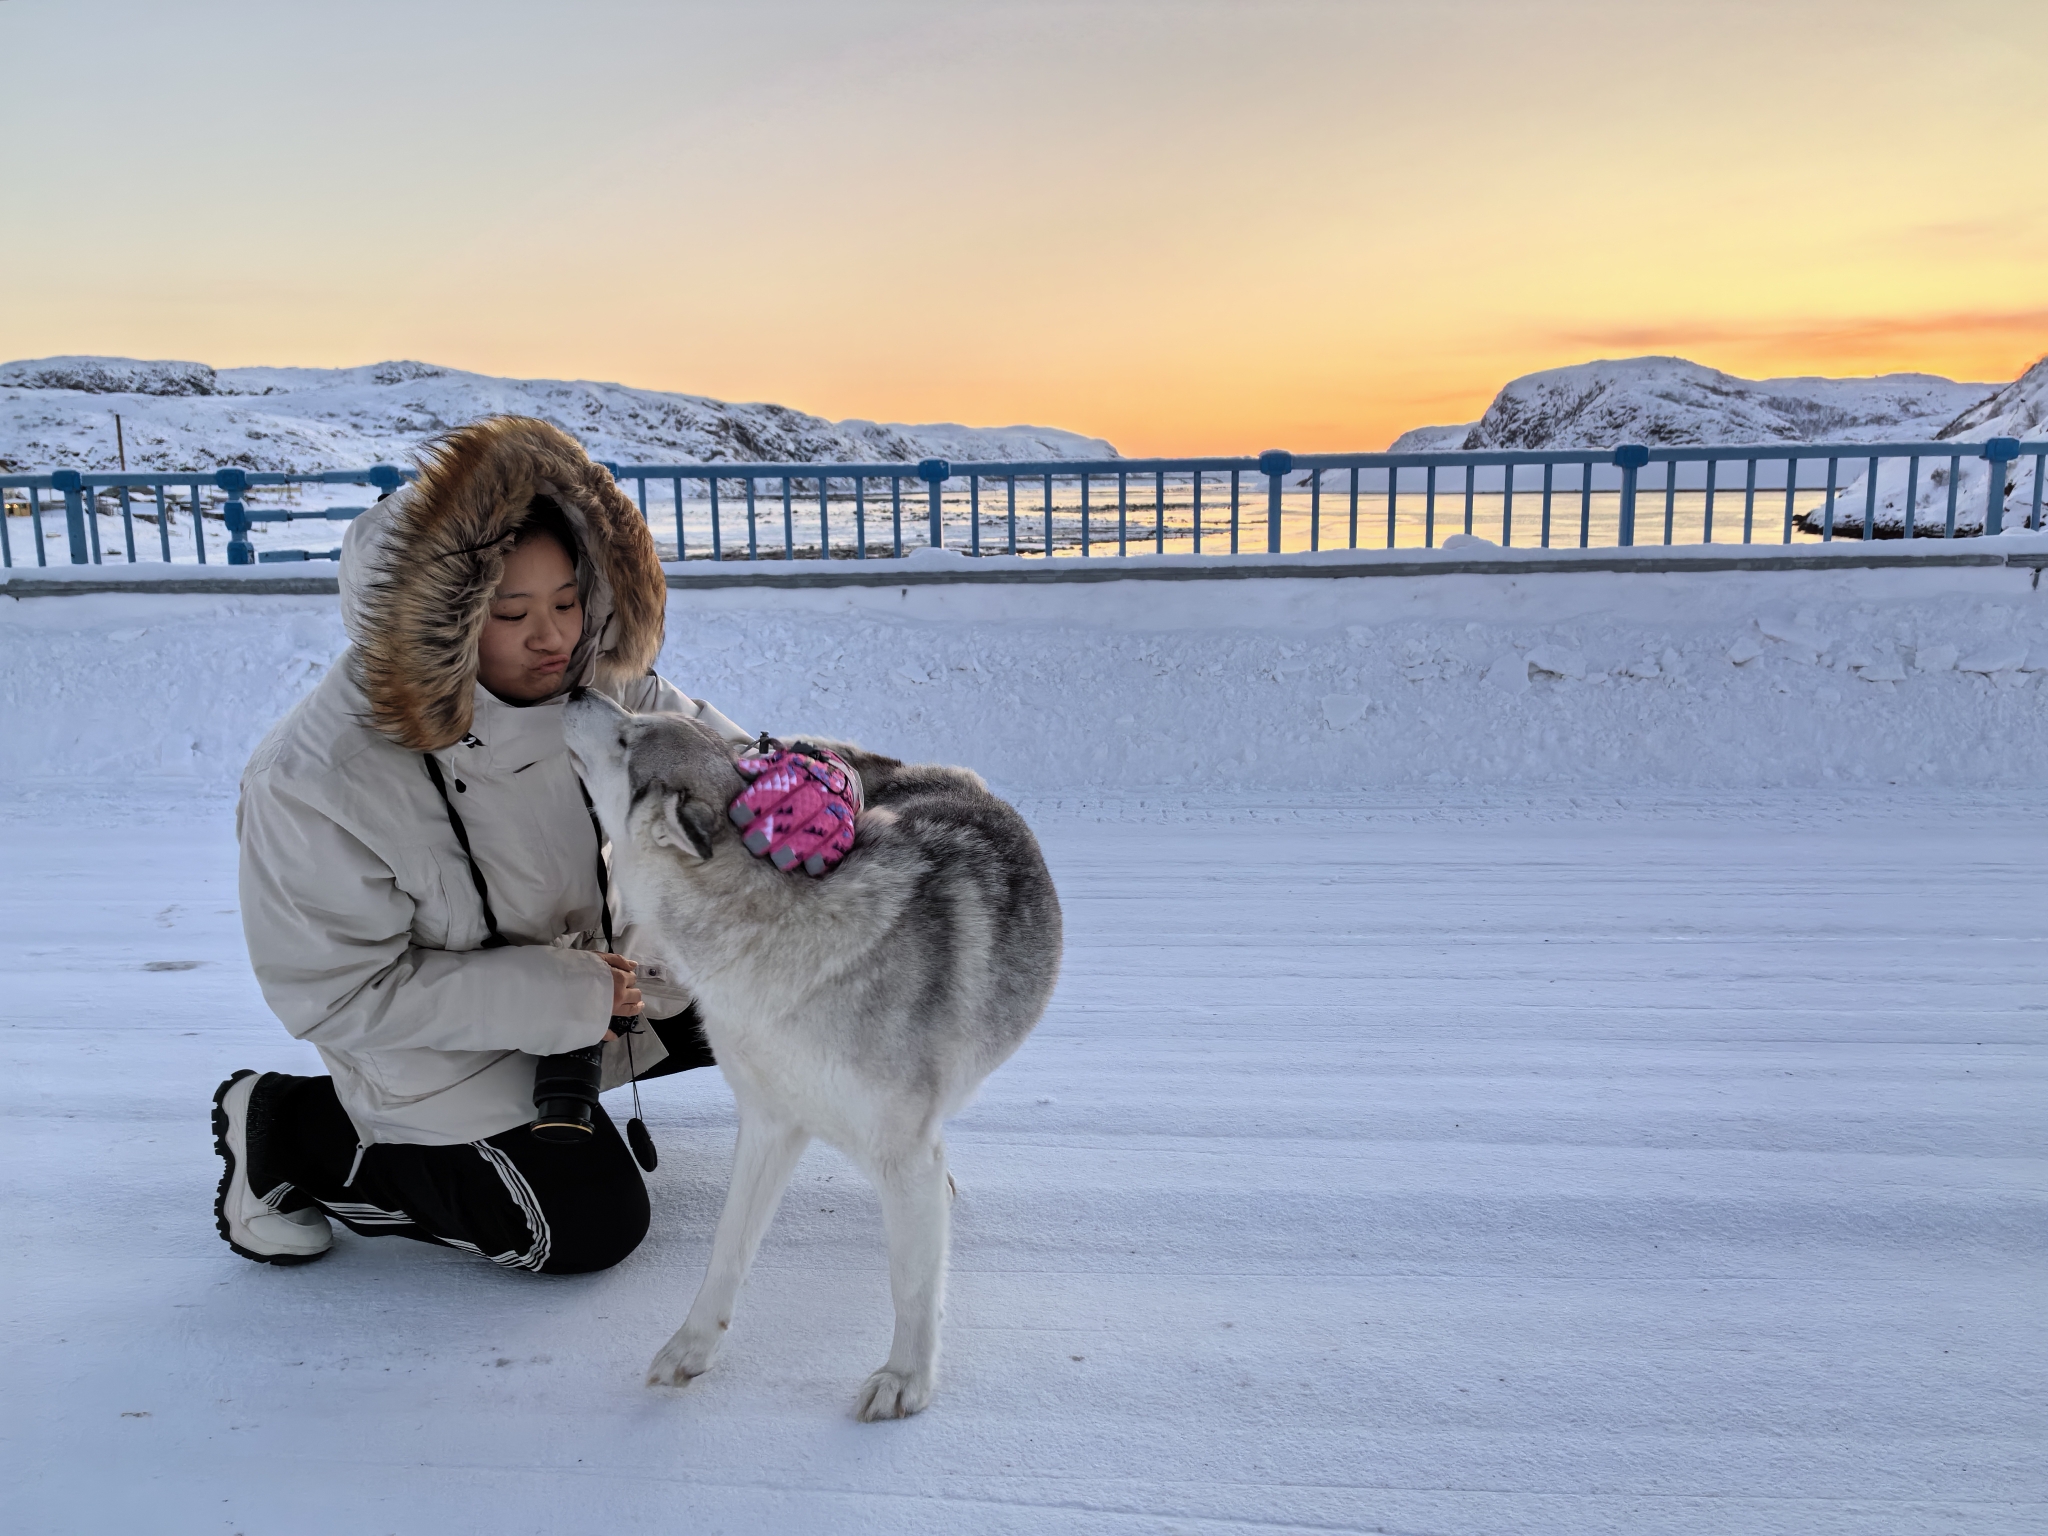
[
  {"xmin": 597, "ymin": 438, "xmax": 2046, "ymax": 559},
  {"xmin": 5, "ymin": 441, "xmax": 2043, "ymax": 569},
  {"xmin": 0, "ymin": 465, "xmax": 410, "ymax": 568}
]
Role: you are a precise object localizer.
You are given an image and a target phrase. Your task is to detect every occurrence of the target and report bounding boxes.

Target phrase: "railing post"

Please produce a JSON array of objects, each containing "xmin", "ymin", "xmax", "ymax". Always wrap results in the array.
[
  {"xmin": 1258, "ymin": 450, "xmax": 1293, "ymax": 554},
  {"xmin": 917, "ymin": 458, "xmax": 949, "ymax": 548},
  {"xmin": 52, "ymin": 469, "xmax": 88, "ymax": 564},
  {"xmin": 217, "ymin": 468, "xmax": 252, "ymax": 565},
  {"xmin": 1612, "ymin": 444, "xmax": 1649, "ymax": 546},
  {"xmin": 30, "ymin": 483, "xmax": 50, "ymax": 567},
  {"xmin": 366, "ymin": 464, "xmax": 404, "ymax": 501},
  {"xmin": 1983, "ymin": 438, "xmax": 2019, "ymax": 535}
]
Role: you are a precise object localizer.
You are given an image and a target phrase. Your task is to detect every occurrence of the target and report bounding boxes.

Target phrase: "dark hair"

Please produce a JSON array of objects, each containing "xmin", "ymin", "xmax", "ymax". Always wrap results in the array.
[{"xmin": 512, "ymin": 494, "xmax": 580, "ymax": 567}]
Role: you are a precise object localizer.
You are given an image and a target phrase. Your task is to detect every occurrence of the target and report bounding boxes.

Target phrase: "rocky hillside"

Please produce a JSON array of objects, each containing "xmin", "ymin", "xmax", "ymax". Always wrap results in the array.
[
  {"xmin": 1933, "ymin": 355, "xmax": 2048, "ymax": 444},
  {"xmin": 1809, "ymin": 356, "xmax": 2048, "ymax": 535},
  {"xmin": 0, "ymin": 357, "xmax": 1116, "ymax": 475},
  {"xmin": 1390, "ymin": 356, "xmax": 1994, "ymax": 453},
  {"xmin": 1377, "ymin": 354, "xmax": 2047, "ymax": 537}
]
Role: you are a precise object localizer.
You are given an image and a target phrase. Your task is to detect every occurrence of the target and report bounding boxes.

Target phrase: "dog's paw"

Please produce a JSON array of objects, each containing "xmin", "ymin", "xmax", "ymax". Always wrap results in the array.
[
  {"xmin": 645, "ymin": 1325, "xmax": 723, "ymax": 1388},
  {"xmin": 853, "ymin": 1366, "xmax": 932, "ymax": 1422}
]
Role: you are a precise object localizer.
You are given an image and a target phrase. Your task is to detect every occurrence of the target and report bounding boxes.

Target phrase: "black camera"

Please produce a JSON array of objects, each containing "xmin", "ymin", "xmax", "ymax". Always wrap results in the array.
[{"xmin": 530, "ymin": 1020, "xmax": 632, "ymax": 1142}]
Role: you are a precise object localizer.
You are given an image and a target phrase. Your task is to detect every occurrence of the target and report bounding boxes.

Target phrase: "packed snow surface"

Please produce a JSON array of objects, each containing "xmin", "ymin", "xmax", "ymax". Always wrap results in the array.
[
  {"xmin": 5, "ymin": 566, "xmax": 2043, "ymax": 1533},
  {"xmin": 7, "ymin": 796, "xmax": 2042, "ymax": 1535},
  {"xmin": 0, "ymin": 355, "xmax": 1117, "ymax": 476}
]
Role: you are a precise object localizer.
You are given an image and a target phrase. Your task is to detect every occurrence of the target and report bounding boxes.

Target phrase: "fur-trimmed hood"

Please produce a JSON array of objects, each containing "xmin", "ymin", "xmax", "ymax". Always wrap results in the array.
[{"xmin": 340, "ymin": 416, "xmax": 666, "ymax": 751}]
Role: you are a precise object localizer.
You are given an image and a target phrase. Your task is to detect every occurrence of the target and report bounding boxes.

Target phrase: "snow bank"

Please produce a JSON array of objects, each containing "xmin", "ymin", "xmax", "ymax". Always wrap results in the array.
[{"xmin": 6, "ymin": 558, "xmax": 2045, "ymax": 797}]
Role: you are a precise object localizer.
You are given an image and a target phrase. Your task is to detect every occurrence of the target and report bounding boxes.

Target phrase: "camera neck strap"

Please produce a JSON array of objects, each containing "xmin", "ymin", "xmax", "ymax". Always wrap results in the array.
[
  {"xmin": 422, "ymin": 750, "xmax": 653, "ymax": 1166},
  {"xmin": 577, "ymin": 783, "xmax": 617, "ymax": 952},
  {"xmin": 422, "ymin": 753, "xmax": 509, "ymax": 950},
  {"xmin": 421, "ymin": 752, "xmax": 617, "ymax": 953}
]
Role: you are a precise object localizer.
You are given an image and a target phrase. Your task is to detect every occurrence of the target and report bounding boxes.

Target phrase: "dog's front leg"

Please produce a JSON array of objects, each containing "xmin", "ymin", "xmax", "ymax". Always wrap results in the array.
[
  {"xmin": 853, "ymin": 1138, "xmax": 951, "ymax": 1421},
  {"xmin": 646, "ymin": 1111, "xmax": 809, "ymax": 1388}
]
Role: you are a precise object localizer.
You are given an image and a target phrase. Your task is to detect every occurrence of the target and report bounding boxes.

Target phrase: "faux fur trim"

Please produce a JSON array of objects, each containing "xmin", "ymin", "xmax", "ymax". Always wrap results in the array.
[{"xmin": 350, "ymin": 416, "xmax": 665, "ymax": 751}]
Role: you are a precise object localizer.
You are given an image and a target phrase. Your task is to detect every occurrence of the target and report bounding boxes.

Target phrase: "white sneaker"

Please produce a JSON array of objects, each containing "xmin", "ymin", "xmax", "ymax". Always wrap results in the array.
[{"xmin": 212, "ymin": 1070, "xmax": 332, "ymax": 1264}]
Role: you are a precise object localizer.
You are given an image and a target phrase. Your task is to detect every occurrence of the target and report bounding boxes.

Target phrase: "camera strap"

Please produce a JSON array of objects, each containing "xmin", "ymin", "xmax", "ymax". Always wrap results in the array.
[
  {"xmin": 422, "ymin": 753, "xmax": 509, "ymax": 949},
  {"xmin": 422, "ymin": 752, "xmax": 658, "ymax": 1170},
  {"xmin": 579, "ymin": 783, "xmax": 657, "ymax": 1171}
]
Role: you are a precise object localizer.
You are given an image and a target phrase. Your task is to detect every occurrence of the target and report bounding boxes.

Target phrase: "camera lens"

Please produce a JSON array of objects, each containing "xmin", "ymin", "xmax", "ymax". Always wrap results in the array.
[{"xmin": 530, "ymin": 1043, "xmax": 604, "ymax": 1142}]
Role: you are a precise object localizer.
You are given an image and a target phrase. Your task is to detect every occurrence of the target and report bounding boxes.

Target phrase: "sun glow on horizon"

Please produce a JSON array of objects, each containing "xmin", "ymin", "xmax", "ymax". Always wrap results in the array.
[{"xmin": 3, "ymin": 1, "xmax": 2043, "ymax": 456}]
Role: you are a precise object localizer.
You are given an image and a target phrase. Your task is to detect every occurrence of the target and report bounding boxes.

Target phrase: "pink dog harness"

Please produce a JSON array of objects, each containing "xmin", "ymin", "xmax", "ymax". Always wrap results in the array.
[{"xmin": 729, "ymin": 739, "xmax": 860, "ymax": 876}]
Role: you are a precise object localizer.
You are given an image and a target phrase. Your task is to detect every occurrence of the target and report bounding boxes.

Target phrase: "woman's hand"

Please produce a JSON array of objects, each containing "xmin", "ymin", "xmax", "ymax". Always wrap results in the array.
[{"xmin": 598, "ymin": 953, "xmax": 642, "ymax": 1040}]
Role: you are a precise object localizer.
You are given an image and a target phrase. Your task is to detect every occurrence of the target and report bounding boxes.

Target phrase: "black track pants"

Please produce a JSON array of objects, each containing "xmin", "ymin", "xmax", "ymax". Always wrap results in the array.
[{"xmin": 268, "ymin": 1011, "xmax": 716, "ymax": 1275}]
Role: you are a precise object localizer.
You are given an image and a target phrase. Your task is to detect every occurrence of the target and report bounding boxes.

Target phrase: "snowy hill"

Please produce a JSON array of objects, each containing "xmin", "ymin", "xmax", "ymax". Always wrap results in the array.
[
  {"xmin": 1806, "ymin": 355, "xmax": 2048, "ymax": 535},
  {"xmin": 0, "ymin": 356, "xmax": 1117, "ymax": 475},
  {"xmin": 1933, "ymin": 354, "xmax": 2048, "ymax": 443},
  {"xmin": 1389, "ymin": 356, "xmax": 1996, "ymax": 453},
  {"xmin": 1376, "ymin": 354, "xmax": 2048, "ymax": 536}
]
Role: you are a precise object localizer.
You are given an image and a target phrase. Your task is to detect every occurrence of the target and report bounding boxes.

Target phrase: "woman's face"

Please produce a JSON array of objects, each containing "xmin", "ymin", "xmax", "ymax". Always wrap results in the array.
[{"xmin": 477, "ymin": 534, "xmax": 582, "ymax": 703}]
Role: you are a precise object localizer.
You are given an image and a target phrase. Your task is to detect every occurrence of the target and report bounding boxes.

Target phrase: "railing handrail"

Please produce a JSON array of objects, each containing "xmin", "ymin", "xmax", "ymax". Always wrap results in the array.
[
  {"xmin": 1290, "ymin": 440, "xmax": 2048, "ymax": 468},
  {"xmin": 0, "ymin": 468, "xmax": 416, "ymax": 488},
  {"xmin": 11, "ymin": 440, "xmax": 2045, "ymax": 487},
  {"xmin": 8, "ymin": 438, "xmax": 2045, "ymax": 568},
  {"xmin": 601, "ymin": 442, "xmax": 2048, "ymax": 476}
]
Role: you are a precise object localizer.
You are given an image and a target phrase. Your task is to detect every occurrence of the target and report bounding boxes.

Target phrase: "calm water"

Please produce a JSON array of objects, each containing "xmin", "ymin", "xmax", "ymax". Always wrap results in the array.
[{"xmin": 618, "ymin": 484, "xmax": 1847, "ymax": 562}]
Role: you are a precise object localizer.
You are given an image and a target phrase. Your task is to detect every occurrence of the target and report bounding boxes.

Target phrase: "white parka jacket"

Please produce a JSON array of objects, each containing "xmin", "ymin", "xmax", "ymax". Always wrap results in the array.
[{"xmin": 237, "ymin": 418, "xmax": 750, "ymax": 1146}]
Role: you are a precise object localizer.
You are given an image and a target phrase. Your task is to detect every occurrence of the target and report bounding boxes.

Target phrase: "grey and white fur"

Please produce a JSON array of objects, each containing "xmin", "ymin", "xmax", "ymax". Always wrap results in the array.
[{"xmin": 564, "ymin": 693, "xmax": 1063, "ymax": 1420}]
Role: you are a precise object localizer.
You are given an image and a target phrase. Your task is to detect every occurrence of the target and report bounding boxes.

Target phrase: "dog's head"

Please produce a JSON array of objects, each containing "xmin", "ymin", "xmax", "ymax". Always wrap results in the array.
[{"xmin": 563, "ymin": 690, "xmax": 745, "ymax": 869}]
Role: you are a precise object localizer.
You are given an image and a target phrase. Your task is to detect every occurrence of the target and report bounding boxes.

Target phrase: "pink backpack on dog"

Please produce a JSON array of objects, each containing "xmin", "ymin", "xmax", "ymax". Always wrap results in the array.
[{"xmin": 728, "ymin": 740, "xmax": 860, "ymax": 877}]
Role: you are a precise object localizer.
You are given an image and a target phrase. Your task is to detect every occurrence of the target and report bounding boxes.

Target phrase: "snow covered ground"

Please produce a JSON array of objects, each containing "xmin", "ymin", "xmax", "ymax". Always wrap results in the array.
[
  {"xmin": 4, "ymin": 565, "xmax": 2044, "ymax": 1533},
  {"xmin": 7, "ymin": 796, "xmax": 2042, "ymax": 1535}
]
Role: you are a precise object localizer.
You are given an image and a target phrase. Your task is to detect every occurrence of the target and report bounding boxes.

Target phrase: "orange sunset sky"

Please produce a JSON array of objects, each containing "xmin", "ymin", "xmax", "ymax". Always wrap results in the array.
[{"xmin": 4, "ymin": 1, "xmax": 2044, "ymax": 455}]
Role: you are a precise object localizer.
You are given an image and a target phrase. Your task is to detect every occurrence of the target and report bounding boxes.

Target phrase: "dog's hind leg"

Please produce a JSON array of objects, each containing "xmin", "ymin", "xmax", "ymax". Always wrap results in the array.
[
  {"xmin": 852, "ymin": 1137, "xmax": 951, "ymax": 1421},
  {"xmin": 646, "ymin": 1112, "xmax": 809, "ymax": 1389}
]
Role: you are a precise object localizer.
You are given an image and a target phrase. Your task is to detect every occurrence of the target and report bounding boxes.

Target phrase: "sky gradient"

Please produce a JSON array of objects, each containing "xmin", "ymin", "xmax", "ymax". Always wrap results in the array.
[{"xmin": 4, "ymin": 0, "xmax": 2044, "ymax": 454}]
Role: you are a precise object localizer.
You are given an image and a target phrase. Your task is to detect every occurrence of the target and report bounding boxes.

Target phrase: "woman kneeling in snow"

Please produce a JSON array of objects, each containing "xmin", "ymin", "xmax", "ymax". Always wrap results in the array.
[{"xmin": 214, "ymin": 417, "xmax": 755, "ymax": 1273}]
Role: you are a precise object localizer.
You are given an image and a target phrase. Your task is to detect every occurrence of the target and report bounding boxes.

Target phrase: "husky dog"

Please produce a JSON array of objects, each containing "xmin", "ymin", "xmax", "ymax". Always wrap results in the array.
[{"xmin": 564, "ymin": 693, "xmax": 1062, "ymax": 1420}]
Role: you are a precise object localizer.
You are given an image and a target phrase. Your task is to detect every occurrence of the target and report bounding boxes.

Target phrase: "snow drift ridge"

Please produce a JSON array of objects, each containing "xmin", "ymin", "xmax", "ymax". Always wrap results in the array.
[{"xmin": 6, "ymin": 559, "xmax": 2043, "ymax": 798}]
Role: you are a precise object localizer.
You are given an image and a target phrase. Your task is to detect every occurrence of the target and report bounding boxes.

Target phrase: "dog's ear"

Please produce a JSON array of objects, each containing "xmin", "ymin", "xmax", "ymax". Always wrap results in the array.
[{"xmin": 651, "ymin": 785, "xmax": 717, "ymax": 862}]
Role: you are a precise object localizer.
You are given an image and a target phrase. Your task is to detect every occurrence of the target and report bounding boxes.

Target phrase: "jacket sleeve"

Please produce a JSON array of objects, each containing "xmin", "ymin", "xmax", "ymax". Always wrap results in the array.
[
  {"xmin": 237, "ymin": 775, "xmax": 613, "ymax": 1057},
  {"xmin": 613, "ymin": 671, "xmax": 754, "ymax": 745}
]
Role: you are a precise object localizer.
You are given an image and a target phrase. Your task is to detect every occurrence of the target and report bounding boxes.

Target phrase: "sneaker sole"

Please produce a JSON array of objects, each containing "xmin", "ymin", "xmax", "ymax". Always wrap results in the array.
[{"xmin": 212, "ymin": 1070, "xmax": 328, "ymax": 1267}]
